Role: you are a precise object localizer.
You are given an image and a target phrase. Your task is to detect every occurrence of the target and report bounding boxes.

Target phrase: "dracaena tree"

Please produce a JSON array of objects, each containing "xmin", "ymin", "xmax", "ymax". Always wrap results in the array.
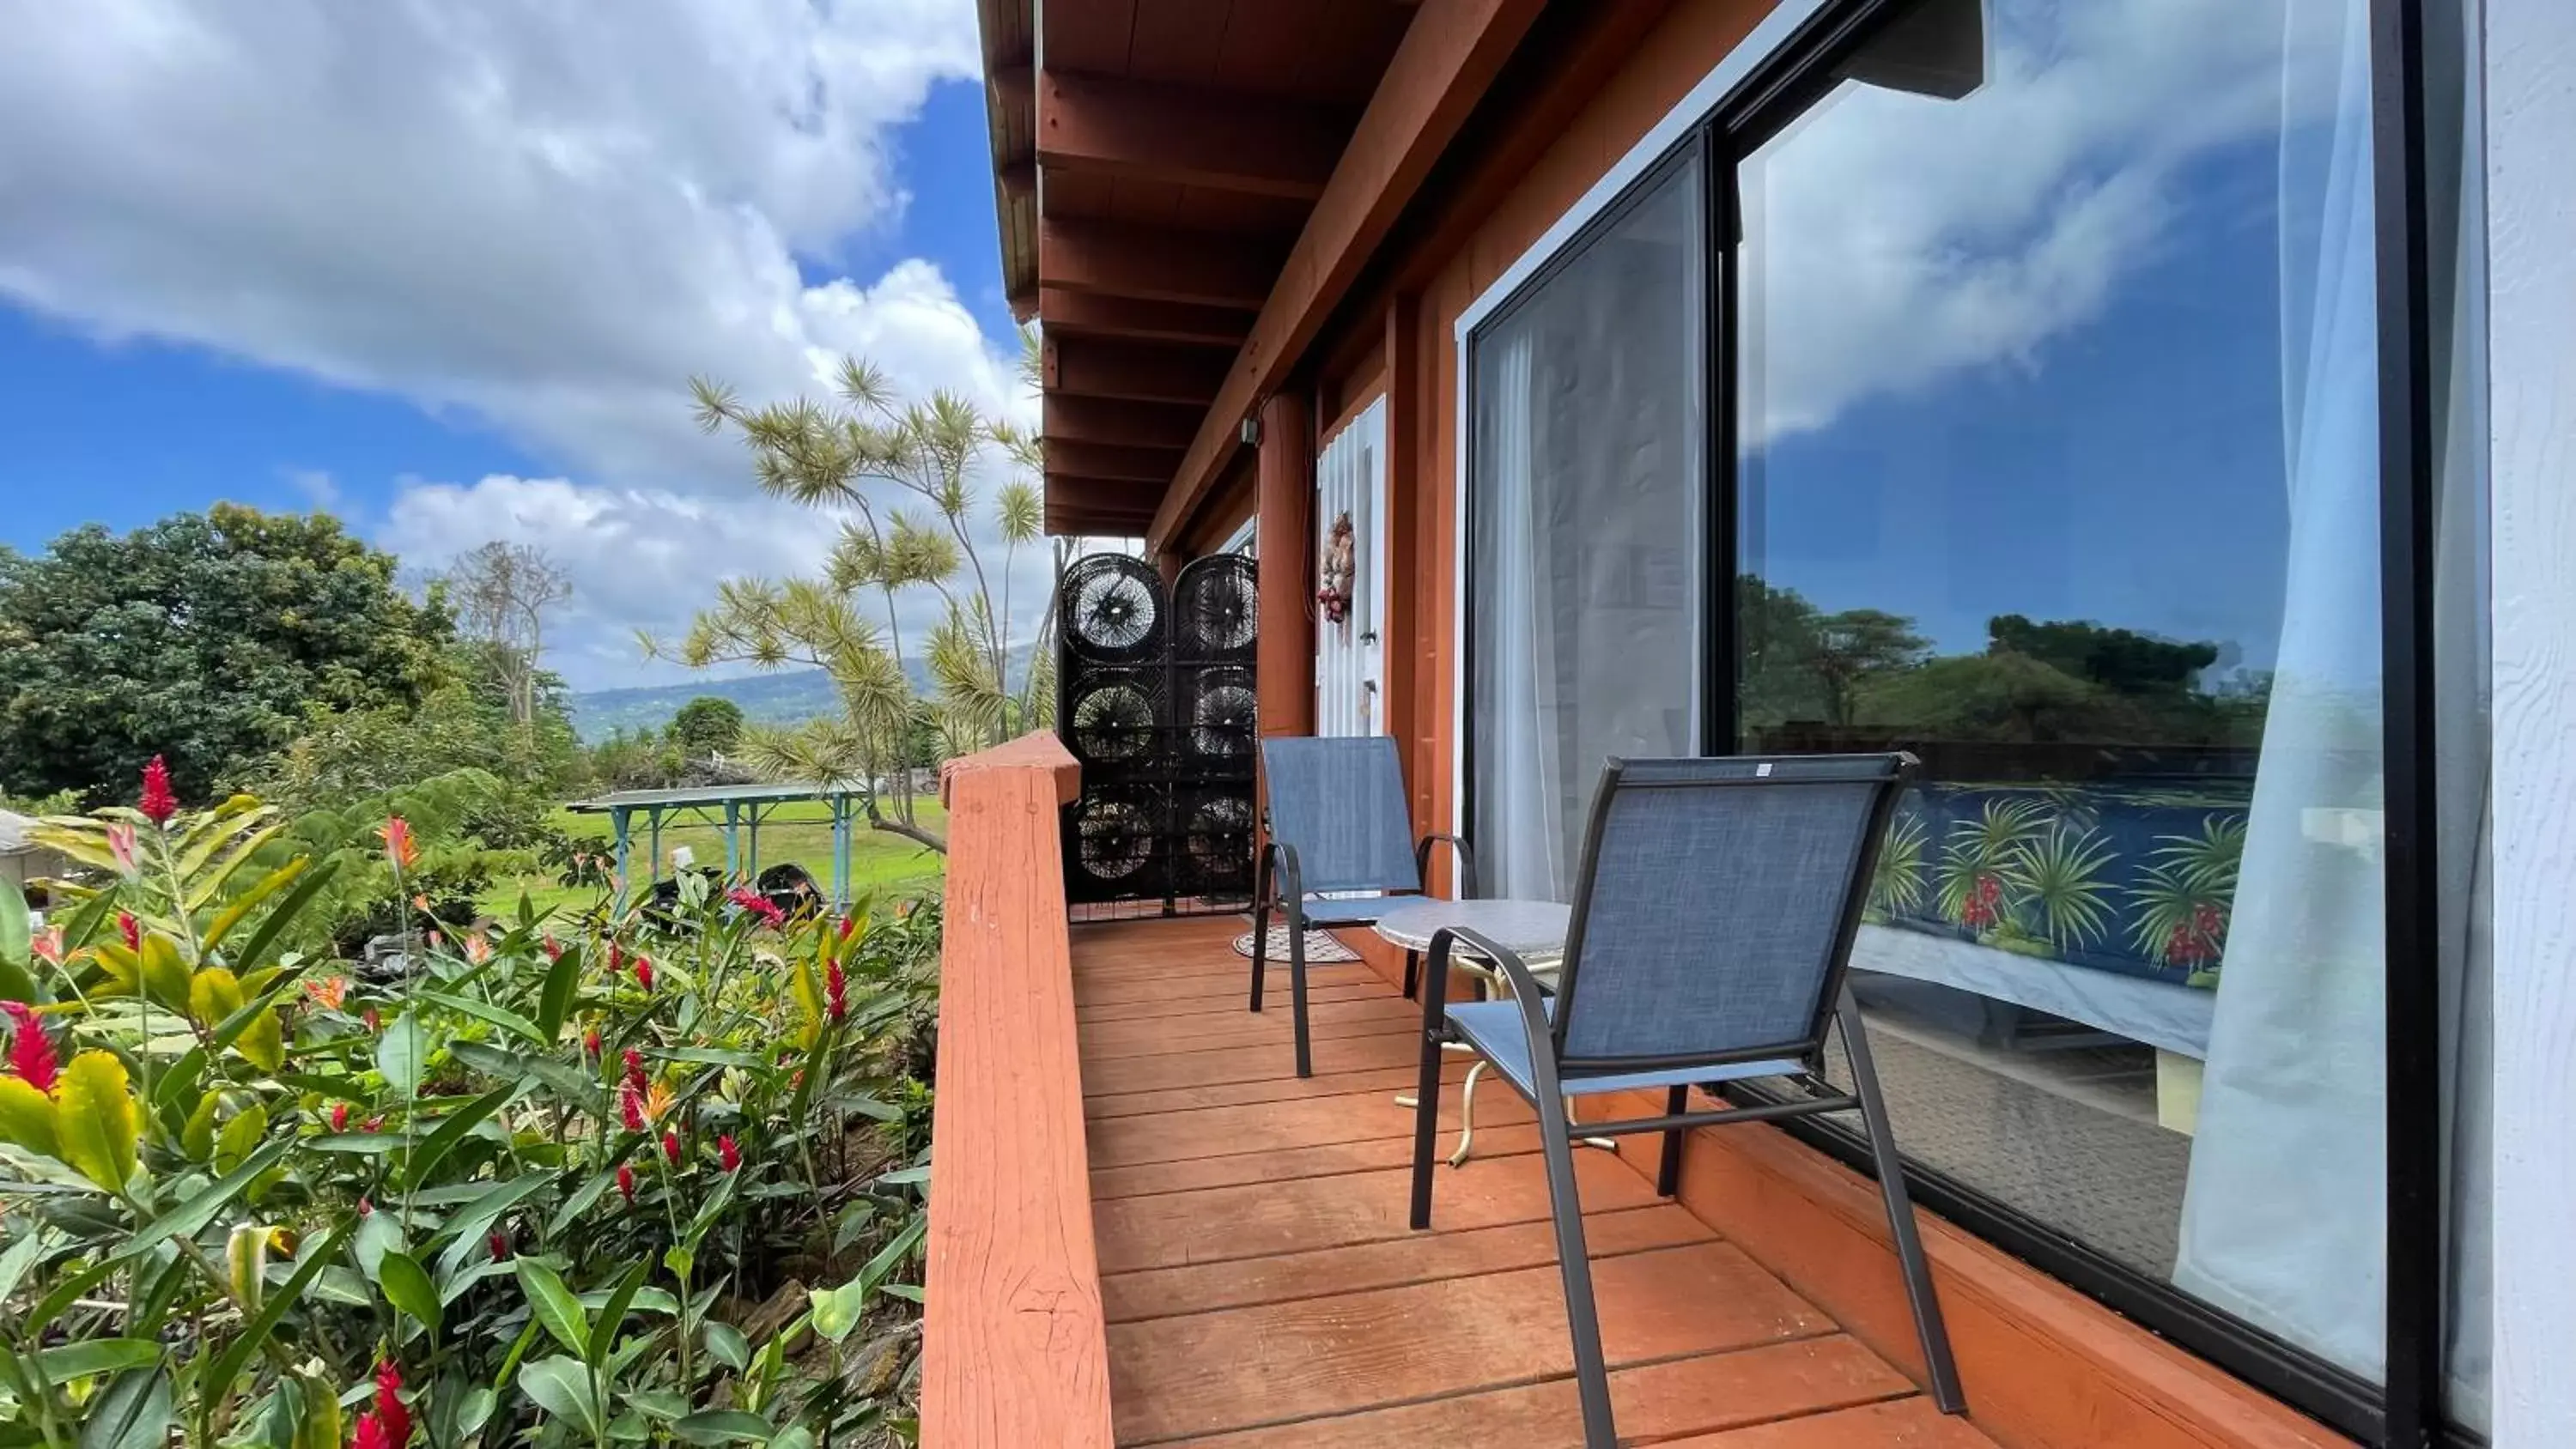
[{"xmin": 665, "ymin": 353, "xmax": 1060, "ymax": 852}]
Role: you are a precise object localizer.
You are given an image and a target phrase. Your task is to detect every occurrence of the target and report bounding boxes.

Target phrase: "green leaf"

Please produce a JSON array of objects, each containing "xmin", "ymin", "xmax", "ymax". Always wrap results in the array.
[
  {"xmin": 0, "ymin": 876, "xmax": 29, "ymax": 975},
  {"xmin": 234, "ymin": 1007, "xmax": 286, "ymax": 1075},
  {"xmin": 433, "ymin": 1173, "xmax": 552, "ymax": 1279},
  {"xmin": 309, "ymin": 1131, "xmax": 408, "ymax": 1156},
  {"xmin": 702, "ymin": 1320, "xmax": 750, "ymax": 1373},
  {"xmin": 587, "ymin": 1258, "xmax": 650, "ymax": 1367},
  {"xmin": 354, "ymin": 1206, "xmax": 404, "ymax": 1280},
  {"xmin": 537, "ymin": 943, "xmax": 583, "ymax": 1040},
  {"xmin": 205, "ymin": 1220, "xmax": 355, "ymax": 1411},
  {"xmin": 31, "ymin": 1338, "xmax": 161, "ymax": 1383},
  {"xmin": 516, "ymin": 1355, "xmax": 604, "ymax": 1440},
  {"xmin": 672, "ymin": 1410, "xmax": 777, "ymax": 1445},
  {"xmin": 513, "ymin": 1258, "xmax": 591, "ymax": 1356},
  {"xmin": 377, "ymin": 1014, "xmax": 428, "ymax": 1095},
  {"xmin": 200, "ymin": 857, "xmax": 308, "ymax": 953},
  {"xmin": 454, "ymin": 1385, "xmax": 497, "ymax": 1439},
  {"xmin": 137, "ymin": 935, "xmax": 191, "ymax": 1014},
  {"xmin": 0, "ymin": 1225, "xmax": 46, "ymax": 1306},
  {"xmin": 0, "ymin": 1076, "xmax": 58, "ymax": 1160},
  {"xmin": 116, "ymin": 1136, "xmax": 291, "ymax": 1262},
  {"xmin": 404, "ymin": 1082, "xmax": 521, "ymax": 1190},
  {"xmin": 180, "ymin": 1090, "xmax": 222, "ymax": 1161},
  {"xmin": 859, "ymin": 1214, "xmax": 927, "ymax": 1297},
  {"xmin": 809, "ymin": 1280, "xmax": 864, "ymax": 1344},
  {"xmin": 547, "ymin": 1163, "xmax": 623, "ymax": 1237},
  {"xmin": 214, "ymin": 1101, "xmax": 269, "ymax": 1173},
  {"xmin": 379, "ymin": 1250, "xmax": 442, "ymax": 1337},
  {"xmin": 223, "ymin": 858, "xmax": 341, "ymax": 975},
  {"xmin": 653, "ymin": 1046, "xmax": 764, "ymax": 1069},
  {"xmin": 78, "ymin": 1367, "xmax": 173, "ymax": 1449},
  {"xmin": 52, "ymin": 1051, "xmax": 139, "ymax": 1191},
  {"xmin": 416, "ymin": 988, "xmax": 547, "ymax": 1046},
  {"xmin": 876, "ymin": 1163, "xmax": 930, "ymax": 1187},
  {"xmin": 21, "ymin": 1256, "xmax": 119, "ymax": 1341}
]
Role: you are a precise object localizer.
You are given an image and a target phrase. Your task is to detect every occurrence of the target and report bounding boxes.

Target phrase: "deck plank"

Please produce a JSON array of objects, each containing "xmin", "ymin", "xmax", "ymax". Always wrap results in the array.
[
  {"xmin": 1657, "ymin": 1396, "xmax": 2002, "ymax": 1446},
  {"xmin": 1085, "ymin": 1078, "xmax": 1535, "ymax": 1168}
]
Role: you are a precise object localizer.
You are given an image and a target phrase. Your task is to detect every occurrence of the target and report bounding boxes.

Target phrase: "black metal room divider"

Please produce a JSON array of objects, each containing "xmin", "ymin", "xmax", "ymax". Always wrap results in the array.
[{"xmin": 1056, "ymin": 552, "xmax": 1258, "ymax": 917}]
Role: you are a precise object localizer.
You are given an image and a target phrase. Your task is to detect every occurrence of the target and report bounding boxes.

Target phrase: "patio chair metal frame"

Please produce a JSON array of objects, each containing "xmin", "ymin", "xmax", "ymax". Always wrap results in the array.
[
  {"xmin": 1253, "ymin": 736, "xmax": 1475, "ymax": 1077},
  {"xmin": 1406, "ymin": 752, "xmax": 1965, "ymax": 1448}
]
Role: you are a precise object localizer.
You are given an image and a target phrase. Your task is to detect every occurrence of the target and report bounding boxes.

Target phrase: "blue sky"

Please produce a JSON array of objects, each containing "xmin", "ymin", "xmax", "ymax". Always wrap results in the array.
[{"xmin": 0, "ymin": 3, "xmax": 1036, "ymax": 690}]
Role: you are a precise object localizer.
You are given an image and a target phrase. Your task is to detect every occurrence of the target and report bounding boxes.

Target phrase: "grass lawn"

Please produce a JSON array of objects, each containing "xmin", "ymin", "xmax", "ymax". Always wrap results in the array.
[{"xmin": 481, "ymin": 797, "xmax": 951, "ymax": 921}]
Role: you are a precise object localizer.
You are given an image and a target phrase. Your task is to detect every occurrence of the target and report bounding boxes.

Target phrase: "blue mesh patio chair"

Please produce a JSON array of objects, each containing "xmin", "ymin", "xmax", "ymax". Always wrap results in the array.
[
  {"xmin": 1407, "ymin": 753, "xmax": 1965, "ymax": 1447},
  {"xmin": 1256, "ymin": 736, "xmax": 1474, "ymax": 1077}
]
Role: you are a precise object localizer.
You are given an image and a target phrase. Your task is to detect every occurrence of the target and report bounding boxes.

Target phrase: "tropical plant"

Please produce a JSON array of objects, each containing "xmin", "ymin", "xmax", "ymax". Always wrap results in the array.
[
  {"xmin": 1933, "ymin": 795, "xmax": 2048, "ymax": 932},
  {"xmin": 1865, "ymin": 809, "xmax": 1929, "ymax": 919},
  {"xmin": 2007, "ymin": 823, "xmax": 2118, "ymax": 949},
  {"xmin": 0, "ymin": 758, "xmax": 939, "ymax": 1446},
  {"xmin": 2129, "ymin": 813, "xmax": 2246, "ymax": 981}
]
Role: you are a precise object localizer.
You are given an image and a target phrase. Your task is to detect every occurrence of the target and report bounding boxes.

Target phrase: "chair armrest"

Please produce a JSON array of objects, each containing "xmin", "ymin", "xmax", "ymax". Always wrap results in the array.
[
  {"xmin": 1445, "ymin": 925, "xmax": 1564, "ymax": 1100},
  {"xmin": 1270, "ymin": 840, "xmax": 1307, "ymax": 924},
  {"xmin": 1415, "ymin": 833, "xmax": 1479, "ymax": 898}
]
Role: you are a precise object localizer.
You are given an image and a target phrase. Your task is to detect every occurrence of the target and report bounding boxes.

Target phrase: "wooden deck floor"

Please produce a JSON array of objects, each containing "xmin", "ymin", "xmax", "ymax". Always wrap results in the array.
[{"xmin": 1073, "ymin": 917, "xmax": 2005, "ymax": 1448}]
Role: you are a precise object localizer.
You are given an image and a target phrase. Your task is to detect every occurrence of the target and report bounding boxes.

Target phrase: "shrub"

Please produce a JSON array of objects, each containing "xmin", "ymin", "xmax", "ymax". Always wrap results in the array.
[{"xmin": 0, "ymin": 761, "xmax": 937, "ymax": 1446}]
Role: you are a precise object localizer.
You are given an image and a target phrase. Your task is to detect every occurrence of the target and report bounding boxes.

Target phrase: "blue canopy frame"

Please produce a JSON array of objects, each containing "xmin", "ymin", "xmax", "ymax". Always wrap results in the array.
[{"xmin": 563, "ymin": 781, "xmax": 876, "ymax": 909}]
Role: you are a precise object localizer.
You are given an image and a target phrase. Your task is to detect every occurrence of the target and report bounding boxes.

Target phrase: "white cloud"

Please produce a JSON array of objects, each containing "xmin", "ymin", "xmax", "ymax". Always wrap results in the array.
[{"xmin": 0, "ymin": 0, "xmax": 1053, "ymax": 688}]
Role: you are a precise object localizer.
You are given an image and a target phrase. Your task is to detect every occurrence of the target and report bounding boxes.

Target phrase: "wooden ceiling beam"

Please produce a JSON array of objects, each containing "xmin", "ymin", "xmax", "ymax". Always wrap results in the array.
[
  {"xmin": 1147, "ymin": 0, "xmax": 1546, "ymax": 553},
  {"xmin": 1042, "ymin": 396, "xmax": 1206, "ymax": 450},
  {"xmin": 1036, "ymin": 288, "xmax": 1255, "ymax": 348},
  {"xmin": 1038, "ymin": 68, "xmax": 1350, "ymax": 201},
  {"xmin": 1043, "ymin": 440, "xmax": 1183, "ymax": 483},
  {"xmin": 1042, "ymin": 336, "xmax": 1230, "ymax": 405},
  {"xmin": 1038, "ymin": 218, "xmax": 1284, "ymax": 309},
  {"xmin": 1045, "ymin": 473, "xmax": 1160, "ymax": 512}
]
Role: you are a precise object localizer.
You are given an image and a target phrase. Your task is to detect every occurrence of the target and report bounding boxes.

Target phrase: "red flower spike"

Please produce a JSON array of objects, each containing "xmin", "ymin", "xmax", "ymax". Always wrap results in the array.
[
  {"xmin": 117, "ymin": 911, "xmax": 141, "ymax": 953},
  {"xmin": 719, "ymin": 1134, "xmax": 741, "ymax": 1173},
  {"xmin": 541, "ymin": 936, "xmax": 564, "ymax": 961},
  {"xmin": 362, "ymin": 1116, "xmax": 384, "ymax": 1133},
  {"xmin": 353, "ymin": 1410, "xmax": 392, "ymax": 1449},
  {"xmin": 362, "ymin": 1008, "xmax": 381, "ymax": 1034},
  {"xmin": 584, "ymin": 1028, "xmax": 603, "ymax": 1059},
  {"xmin": 617, "ymin": 1162, "xmax": 636, "ymax": 1202},
  {"xmin": 622, "ymin": 1046, "xmax": 643, "ymax": 1082},
  {"xmin": 489, "ymin": 1230, "xmax": 510, "ymax": 1262},
  {"xmin": 3, "ymin": 1002, "xmax": 58, "ymax": 1093},
  {"xmin": 605, "ymin": 941, "xmax": 623, "ymax": 978},
  {"xmin": 138, "ymin": 755, "xmax": 177, "ymax": 826},
  {"xmin": 661, "ymin": 1129, "xmax": 681, "ymax": 1166},
  {"xmin": 331, "ymin": 1102, "xmax": 350, "ymax": 1132},
  {"xmin": 634, "ymin": 955, "xmax": 653, "ymax": 993},
  {"xmin": 374, "ymin": 1358, "xmax": 411, "ymax": 1447},
  {"xmin": 839, "ymin": 914, "xmax": 858, "ymax": 943},
  {"xmin": 824, "ymin": 959, "xmax": 848, "ymax": 1023},
  {"xmin": 619, "ymin": 1080, "xmax": 647, "ymax": 1132}
]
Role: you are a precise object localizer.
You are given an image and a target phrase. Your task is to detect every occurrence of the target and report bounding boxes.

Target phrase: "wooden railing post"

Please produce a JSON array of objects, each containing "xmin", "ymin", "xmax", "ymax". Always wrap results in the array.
[{"xmin": 920, "ymin": 732, "xmax": 1111, "ymax": 1447}]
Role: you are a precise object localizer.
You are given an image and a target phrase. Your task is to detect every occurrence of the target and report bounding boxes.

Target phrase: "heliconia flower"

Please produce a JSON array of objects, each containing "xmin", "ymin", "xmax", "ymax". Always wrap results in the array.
[
  {"xmin": 29, "ymin": 926, "xmax": 63, "ymax": 965},
  {"xmin": 3, "ymin": 1002, "xmax": 59, "ymax": 1093},
  {"xmin": 463, "ymin": 934, "xmax": 492, "ymax": 965},
  {"xmin": 106, "ymin": 822, "xmax": 140, "ymax": 879},
  {"xmin": 306, "ymin": 976, "xmax": 349, "ymax": 1010},
  {"xmin": 824, "ymin": 959, "xmax": 848, "ymax": 1023},
  {"xmin": 117, "ymin": 911, "xmax": 141, "ymax": 953},
  {"xmin": 619, "ymin": 1080, "xmax": 647, "ymax": 1132},
  {"xmin": 643, "ymin": 1081, "xmax": 674, "ymax": 1125},
  {"xmin": 330, "ymin": 1102, "xmax": 350, "ymax": 1132},
  {"xmin": 138, "ymin": 755, "xmax": 178, "ymax": 826},
  {"xmin": 380, "ymin": 816, "xmax": 417, "ymax": 872},
  {"xmin": 633, "ymin": 955, "xmax": 653, "ymax": 993},
  {"xmin": 719, "ymin": 1134, "xmax": 741, "ymax": 1173},
  {"xmin": 661, "ymin": 1129, "xmax": 681, "ymax": 1166},
  {"xmin": 616, "ymin": 1162, "xmax": 636, "ymax": 1203},
  {"xmin": 374, "ymin": 1358, "xmax": 411, "ymax": 1447},
  {"xmin": 489, "ymin": 1230, "xmax": 510, "ymax": 1262}
]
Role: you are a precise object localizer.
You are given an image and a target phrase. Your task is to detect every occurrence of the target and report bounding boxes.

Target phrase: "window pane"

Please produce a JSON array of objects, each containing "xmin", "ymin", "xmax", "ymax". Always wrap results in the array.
[
  {"xmin": 1735, "ymin": 0, "xmax": 2387, "ymax": 1381},
  {"xmin": 1469, "ymin": 156, "xmax": 1703, "ymax": 899}
]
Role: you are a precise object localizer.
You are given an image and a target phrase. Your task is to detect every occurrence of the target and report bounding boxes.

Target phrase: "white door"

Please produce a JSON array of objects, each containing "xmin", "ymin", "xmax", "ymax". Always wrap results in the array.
[{"xmin": 1314, "ymin": 397, "xmax": 1388, "ymax": 737}]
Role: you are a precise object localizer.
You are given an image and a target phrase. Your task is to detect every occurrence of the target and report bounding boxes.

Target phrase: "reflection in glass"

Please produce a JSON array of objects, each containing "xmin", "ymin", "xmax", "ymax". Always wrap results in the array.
[
  {"xmin": 1735, "ymin": 0, "xmax": 2388, "ymax": 1382},
  {"xmin": 1468, "ymin": 154, "xmax": 1703, "ymax": 900}
]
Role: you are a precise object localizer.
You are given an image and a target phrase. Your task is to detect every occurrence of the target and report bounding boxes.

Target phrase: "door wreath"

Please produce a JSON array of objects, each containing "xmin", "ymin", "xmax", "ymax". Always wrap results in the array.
[{"xmin": 1316, "ymin": 511, "xmax": 1356, "ymax": 630}]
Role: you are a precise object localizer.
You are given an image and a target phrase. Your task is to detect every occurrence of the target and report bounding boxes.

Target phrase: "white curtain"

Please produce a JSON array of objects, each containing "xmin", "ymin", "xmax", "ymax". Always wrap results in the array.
[
  {"xmin": 1481, "ymin": 333, "xmax": 1564, "ymax": 900},
  {"xmin": 2172, "ymin": 0, "xmax": 2388, "ymax": 1377}
]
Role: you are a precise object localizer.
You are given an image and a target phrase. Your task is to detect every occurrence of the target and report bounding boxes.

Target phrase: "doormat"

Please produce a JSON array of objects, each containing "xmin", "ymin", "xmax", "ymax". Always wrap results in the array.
[{"xmin": 1230, "ymin": 927, "xmax": 1362, "ymax": 963}]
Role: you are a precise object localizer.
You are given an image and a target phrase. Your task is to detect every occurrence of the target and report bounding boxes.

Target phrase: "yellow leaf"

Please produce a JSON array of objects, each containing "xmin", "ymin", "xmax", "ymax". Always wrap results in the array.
[
  {"xmin": 0, "ymin": 1076, "xmax": 58, "ymax": 1160},
  {"xmin": 234, "ymin": 1009, "xmax": 285, "ymax": 1075},
  {"xmin": 188, "ymin": 967, "xmax": 245, "ymax": 1029},
  {"xmin": 215, "ymin": 1103, "xmax": 268, "ymax": 1174},
  {"xmin": 52, "ymin": 1051, "xmax": 138, "ymax": 1191},
  {"xmin": 202, "ymin": 858, "xmax": 308, "ymax": 953},
  {"xmin": 140, "ymin": 935, "xmax": 191, "ymax": 1013},
  {"xmin": 292, "ymin": 1372, "xmax": 341, "ymax": 1449},
  {"xmin": 182, "ymin": 1090, "xmax": 222, "ymax": 1161},
  {"xmin": 90, "ymin": 943, "xmax": 142, "ymax": 997}
]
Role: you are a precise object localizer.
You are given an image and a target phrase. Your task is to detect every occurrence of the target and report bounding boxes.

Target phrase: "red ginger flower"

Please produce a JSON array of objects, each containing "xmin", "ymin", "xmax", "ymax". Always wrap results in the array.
[
  {"xmin": 353, "ymin": 1411, "xmax": 392, "ymax": 1449},
  {"xmin": 619, "ymin": 1080, "xmax": 647, "ymax": 1132},
  {"xmin": 585, "ymin": 1028, "xmax": 603, "ymax": 1059},
  {"xmin": 331, "ymin": 1102, "xmax": 350, "ymax": 1132},
  {"xmin": 617, "ymin": 1162, "xmax": 636, "ymax": 1202},
  {"xmin": 728, "ymin": 887, "xmax": 786, "ymax": 927},
  {"xmin": 138, "ymin": 755, "xmax": 177, "ymax": 826},
  {"xmin": 540, "ymin": 935, "xmax": 564, "ymax": 961},
  {"xmin": 489, "ymin": 1229, "xmax": 510, "ymax": 1262},
  {"xmin": 117, "ymin": 911, "xmax": 141, "ymax": 953},
  {"xmin": 373, "ymin": 1358, "xmax": 411, "ymax": 1447},
  {"xmin": 623, "ymin": 1047, "xmax": 646, "ymax": 1091},
  {"xmin": 3, "ymin": 1002, "xmax": 58, "ymax": 1093},
  {"xmin": 633, "ymin": 955, "xmax": 654, "ymax": 993},
  {"xmin": 605, "ymin": 940, "xmax": 623, "ymax": 978},
  {"xmin": 662, "ymin": 1130, "xmax": 681, "ymax": 1166},
  {"xmin": 824, "ymin": 959, "xmax": 847, "ymax": 1023},
  {"xmin": 719, "ymin": 1134, "xmax": 741, "ymax": 1173},
  {"xmin": 839, "ymin": 914, "xmax": 858, "ymax": 943}
]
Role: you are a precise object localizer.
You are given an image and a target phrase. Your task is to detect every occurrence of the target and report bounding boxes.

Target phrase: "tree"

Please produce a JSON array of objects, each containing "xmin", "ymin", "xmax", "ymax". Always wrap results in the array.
[
  {"xmin": 1986, "ymin": 614, "xmax": 2220, "ymax": 696},
  {"xmin": 0, "ymin": 504, "xmax": 453, "ymax": 804},
  {"xmin": 440, "ymin": 540, "xmax": 572, "ymax": 731},
  {"xmin": 665, "ymin": 349, "xmax": 1060, "ymax": 852},
  {"xmin": 1810, "ymin": 609, "xmax": 1931, "ymax": 725},
  {"xmin": 669, "ymin": 695, "xmax": 745, "ymax": 756}
]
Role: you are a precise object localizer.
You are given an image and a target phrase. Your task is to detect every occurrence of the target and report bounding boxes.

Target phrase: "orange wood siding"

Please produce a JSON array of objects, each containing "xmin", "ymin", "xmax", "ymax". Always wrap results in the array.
[{"xmin": 920, "ymin": 733, "xmax": 1113, "ymax": 1448}]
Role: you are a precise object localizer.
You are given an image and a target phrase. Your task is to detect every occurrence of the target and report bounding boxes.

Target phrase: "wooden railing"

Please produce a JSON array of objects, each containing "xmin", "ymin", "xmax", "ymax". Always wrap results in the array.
[{"xmin": 920, "ymin": 732, "xmax": 1115, "ymax": 1447}]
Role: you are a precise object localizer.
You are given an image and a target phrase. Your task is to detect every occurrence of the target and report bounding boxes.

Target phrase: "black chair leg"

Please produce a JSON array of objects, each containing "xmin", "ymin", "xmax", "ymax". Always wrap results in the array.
[
  {"xmin": 1537, "ymin": 1083, "xmax": 1617, "ymax": 1448},
  {"xmin": 1249, "ymin": 894, "xmax": 1270, "ymax": 1013},
  {"xmin": 1838, "ymin": 988, "xmax": 1966, "ymax": 1414},
  {"xmin": 1407, "ymin": 1010, "xmax": 1444, "ymax": 1231},
  {"xmin": 1402, "ymin": 948, "xmax": 1419, "ymax": 1001},
  {"xmin": 1656, "ymin": 1084, "xmax": 1688, "ymax": 1197},
  {"xmin": 1288, "ymin": 913, "xmax": 1313, "ymax": 1077}
]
